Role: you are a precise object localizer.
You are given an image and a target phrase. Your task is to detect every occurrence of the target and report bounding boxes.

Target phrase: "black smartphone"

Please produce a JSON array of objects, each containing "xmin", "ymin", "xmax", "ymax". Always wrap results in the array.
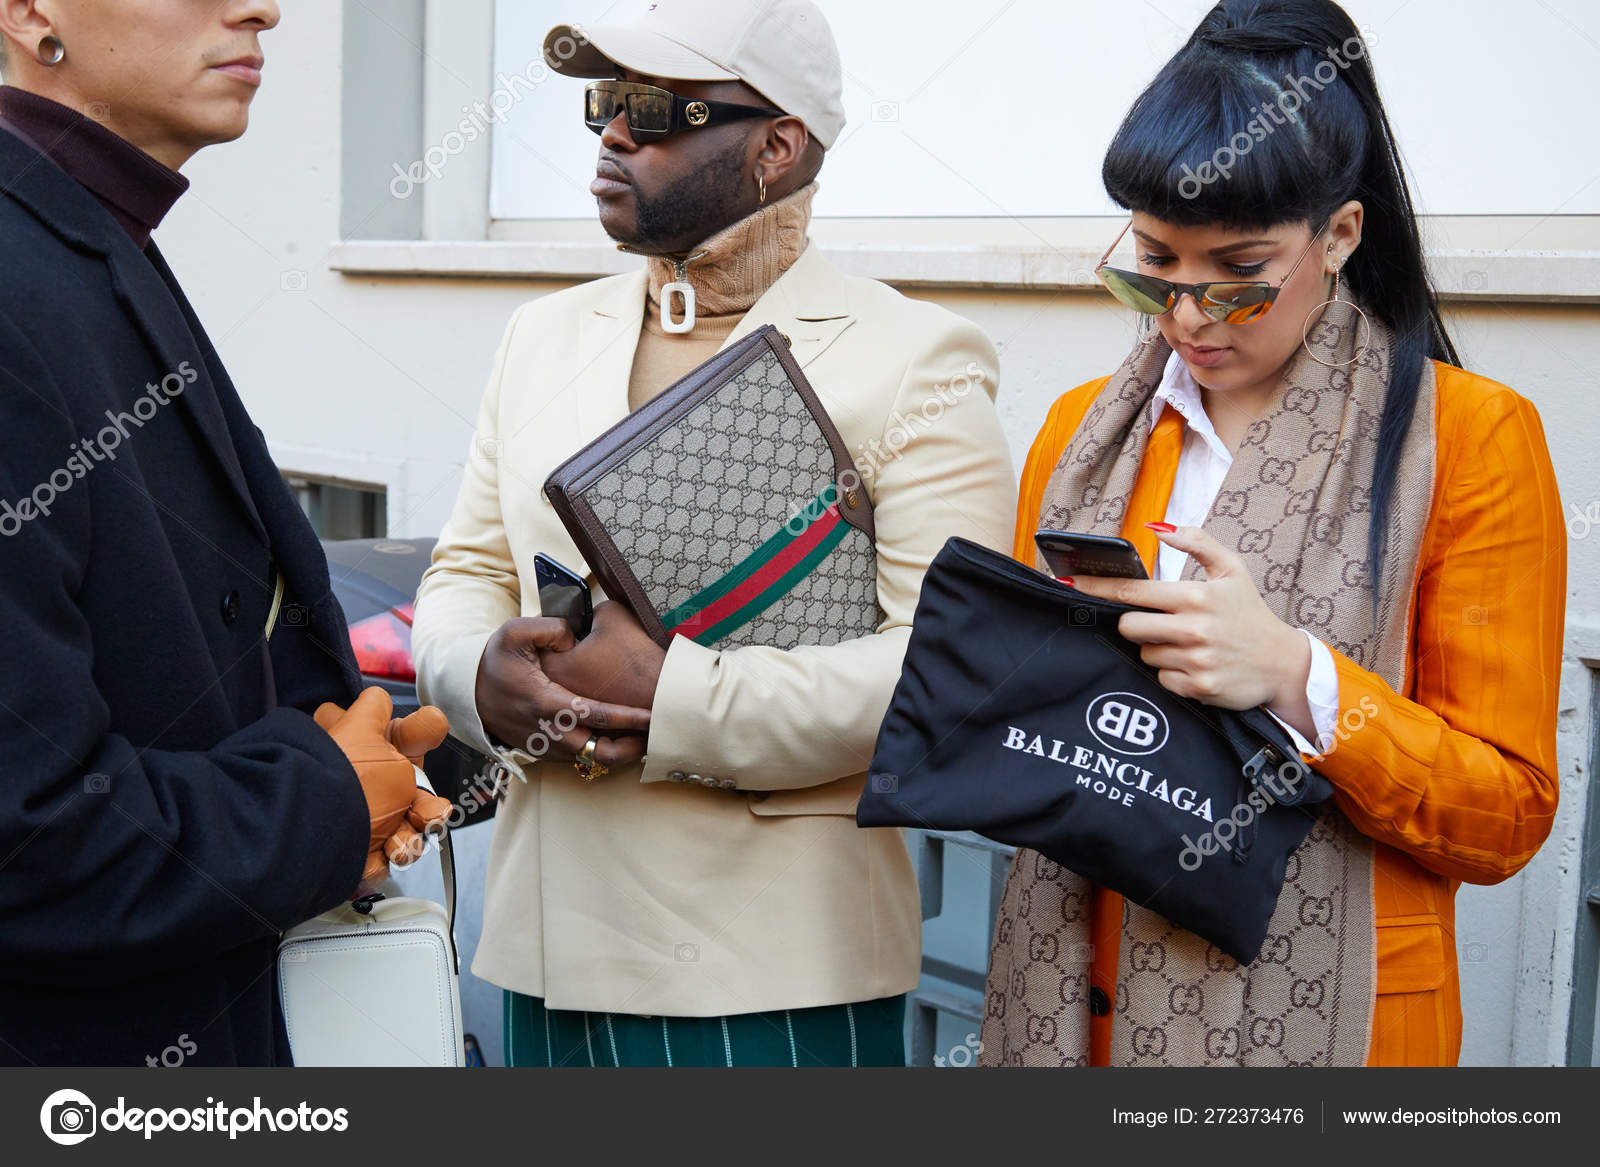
[
  {"xmin": 534, "ymin": 553, "xmax": 594, "ymax": 639},
  {"xmin": 1034, "ymin": 529, "xmax": 1149, "ymax": 581}
]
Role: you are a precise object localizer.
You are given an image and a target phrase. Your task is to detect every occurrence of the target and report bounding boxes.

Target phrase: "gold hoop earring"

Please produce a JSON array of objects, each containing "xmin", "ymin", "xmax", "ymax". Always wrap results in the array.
[
  {"xmin": 1300, "ymin": 267, "xmax": 1371, "ymax": 368},
  {"xmin": 756, "ymin": 171, "xmax": 767, "ymax": 205},
  {"xmin": 37, "ymin": 35, "xmax": 65, "ymax": 66}
]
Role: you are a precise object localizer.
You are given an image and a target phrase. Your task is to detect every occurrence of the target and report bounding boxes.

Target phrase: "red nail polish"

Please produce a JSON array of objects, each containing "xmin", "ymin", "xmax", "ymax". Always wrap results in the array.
[
  {"xmin": 1145, "ymin": 521, "xmax": 1177, "ymax": 533},
  {"xmin": 1059, "ymin": 577, "xmax": 1075, "ymax": 587}
]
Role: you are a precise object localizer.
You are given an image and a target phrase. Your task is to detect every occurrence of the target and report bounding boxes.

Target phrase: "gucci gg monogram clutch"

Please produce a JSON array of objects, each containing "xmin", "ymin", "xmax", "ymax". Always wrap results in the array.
[{"xmin": 543, "ymin": 325, "xmax": 881, "ymax": 651}]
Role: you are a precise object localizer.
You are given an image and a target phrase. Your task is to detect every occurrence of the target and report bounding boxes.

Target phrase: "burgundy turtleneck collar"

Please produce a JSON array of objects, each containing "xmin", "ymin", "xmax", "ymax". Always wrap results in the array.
[{"xmin": 0, "ymin": 85, "xmax": 188, "ymax": 249}]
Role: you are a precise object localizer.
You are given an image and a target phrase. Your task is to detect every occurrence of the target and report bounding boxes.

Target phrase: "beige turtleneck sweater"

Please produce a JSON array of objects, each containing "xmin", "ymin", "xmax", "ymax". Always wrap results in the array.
[{"xmin": 625, "ymin": 182, "xmax": 817, "ymax": 411}]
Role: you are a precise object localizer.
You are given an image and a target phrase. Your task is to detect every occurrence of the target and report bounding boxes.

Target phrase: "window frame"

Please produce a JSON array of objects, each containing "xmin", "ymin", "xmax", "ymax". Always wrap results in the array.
[{"xmin": 332, "ymin": 0, "xmax": 1600, "ymax": 301}]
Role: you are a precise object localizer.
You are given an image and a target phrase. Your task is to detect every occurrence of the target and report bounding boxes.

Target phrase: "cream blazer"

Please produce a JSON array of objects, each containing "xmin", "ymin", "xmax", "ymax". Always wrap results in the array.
[{"xmin": 413, "ymin": 244, "xmax": 1015, "ymax": 1016}]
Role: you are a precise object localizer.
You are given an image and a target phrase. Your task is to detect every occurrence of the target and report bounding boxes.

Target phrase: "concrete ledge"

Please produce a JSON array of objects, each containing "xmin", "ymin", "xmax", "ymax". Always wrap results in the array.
[{"xmin": 327, "ymin": 238, "xmax": 1600, "ymax": 302}]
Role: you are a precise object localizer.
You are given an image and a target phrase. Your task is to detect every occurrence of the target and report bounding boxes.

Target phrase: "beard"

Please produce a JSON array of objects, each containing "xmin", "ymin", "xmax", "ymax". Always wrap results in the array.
[{"xmin": 628, "ymin": 135, "xmax": 752, "ymax": 254}]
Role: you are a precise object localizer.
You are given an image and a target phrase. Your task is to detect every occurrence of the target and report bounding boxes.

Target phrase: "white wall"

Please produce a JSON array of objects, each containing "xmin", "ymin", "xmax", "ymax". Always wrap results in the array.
[
  {"xmin": 155, "ymin": 0, "xmax": 1599, "ymax": 1064},
  {"xmin": 492, "ymin": 0, "xmax": 1600, "ymax": 219}
]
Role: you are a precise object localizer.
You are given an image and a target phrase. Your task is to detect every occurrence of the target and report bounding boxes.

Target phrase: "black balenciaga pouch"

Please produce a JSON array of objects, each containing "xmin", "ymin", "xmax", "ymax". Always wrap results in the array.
[{"xmin": 857, "ymin": 537, "xmax": 1332, "ymax": 964}]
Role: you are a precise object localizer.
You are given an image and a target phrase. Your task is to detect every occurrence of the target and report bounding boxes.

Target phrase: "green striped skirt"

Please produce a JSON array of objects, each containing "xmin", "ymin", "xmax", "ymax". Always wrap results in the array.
[{"xmin": 504, "ymin": 991, "xmax": 906, "ymax": 1067}]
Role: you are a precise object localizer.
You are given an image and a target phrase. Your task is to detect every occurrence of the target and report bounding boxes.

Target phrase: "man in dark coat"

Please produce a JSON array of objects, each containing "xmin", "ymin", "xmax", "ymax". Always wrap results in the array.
[{"xmin": 0, "ymin": 1, "xmax": 448, "ymax": 1066}]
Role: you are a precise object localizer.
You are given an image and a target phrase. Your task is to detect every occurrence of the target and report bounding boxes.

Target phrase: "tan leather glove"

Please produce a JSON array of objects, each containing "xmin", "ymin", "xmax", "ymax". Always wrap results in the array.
[
  {"xmin": 314, "ymin": 689, "xmax": 450, "ymax": 886},
  {"xmin": 383, "ymin": 706, "xmax": 453, "ymax": 868}
]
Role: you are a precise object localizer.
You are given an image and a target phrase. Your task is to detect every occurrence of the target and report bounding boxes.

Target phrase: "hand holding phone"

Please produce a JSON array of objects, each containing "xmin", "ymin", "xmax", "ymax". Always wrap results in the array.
[
  {"xmin": 534, "ymin": 553, "xmax": 595, "ymax": 639},
  {"xmin": 1034, "ymin": 529, "xmax": 1149, "ymax": 581}
]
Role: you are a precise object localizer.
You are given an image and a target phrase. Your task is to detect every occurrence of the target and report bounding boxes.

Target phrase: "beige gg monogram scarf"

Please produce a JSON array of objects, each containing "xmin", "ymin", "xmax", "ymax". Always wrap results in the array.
[{"xmin": 980, "ymin": 303, "xmax": 1436, "ymax": 1066}]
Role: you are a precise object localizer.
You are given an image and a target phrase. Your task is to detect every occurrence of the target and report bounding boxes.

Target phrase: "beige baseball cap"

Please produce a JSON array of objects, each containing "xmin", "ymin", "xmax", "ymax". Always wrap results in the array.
[{"xmin": 543, "ymin": 0, "xmax": 846, "ymax": 149}]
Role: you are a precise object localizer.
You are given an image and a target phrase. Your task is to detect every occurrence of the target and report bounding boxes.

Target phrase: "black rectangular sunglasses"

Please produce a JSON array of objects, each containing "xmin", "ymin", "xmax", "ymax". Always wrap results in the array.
[{"xmin": 584, "ymin": 79, "xmax": 786, "ymax": 142}]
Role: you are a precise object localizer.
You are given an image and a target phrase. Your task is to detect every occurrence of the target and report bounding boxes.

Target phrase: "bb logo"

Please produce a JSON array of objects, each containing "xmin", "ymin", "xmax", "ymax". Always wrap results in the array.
[
  {"xmin": 1086, "ymin": 692, "xmax": 1169, "ymax": 756},
  {"xmin": 40, "ymin": 1088, "xmax": 96, "ymax": 1146}
]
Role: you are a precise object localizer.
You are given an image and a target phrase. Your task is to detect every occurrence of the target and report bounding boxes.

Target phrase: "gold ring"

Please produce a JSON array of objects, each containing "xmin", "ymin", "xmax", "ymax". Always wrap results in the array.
[{"xmin": 574, "ymin": 735, "xmax": 608, "ymax": 782}]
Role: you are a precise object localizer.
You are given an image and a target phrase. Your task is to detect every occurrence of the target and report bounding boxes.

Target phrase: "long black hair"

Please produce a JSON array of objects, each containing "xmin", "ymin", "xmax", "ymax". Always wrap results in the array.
[{"xmin": 1101, "ymin": 0, "xmax": 1457, "ymax": 590}]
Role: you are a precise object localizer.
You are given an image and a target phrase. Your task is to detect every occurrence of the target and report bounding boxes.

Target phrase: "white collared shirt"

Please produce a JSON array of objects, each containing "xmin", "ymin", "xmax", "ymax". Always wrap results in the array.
[{"xmin": 1151, "ymin": 352, "xmax": 1340, "ymax": 755}]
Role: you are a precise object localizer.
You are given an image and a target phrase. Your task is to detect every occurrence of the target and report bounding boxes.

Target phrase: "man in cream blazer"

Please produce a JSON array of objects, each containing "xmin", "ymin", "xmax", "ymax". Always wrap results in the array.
[{"xmin": 413, "ymin": 0, "xmax": 1014, "ymax": 1066}]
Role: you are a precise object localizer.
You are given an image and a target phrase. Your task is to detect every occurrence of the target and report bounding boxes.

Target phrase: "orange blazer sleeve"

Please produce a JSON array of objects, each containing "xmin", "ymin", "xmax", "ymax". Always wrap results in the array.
[
  {"xmin": 1013, "ymin": 377, "xmax": 1111, "ymax": 563},
  {"xmin": 1310, "ymin": 367, "xmax": 1566, "ymax": 885}
]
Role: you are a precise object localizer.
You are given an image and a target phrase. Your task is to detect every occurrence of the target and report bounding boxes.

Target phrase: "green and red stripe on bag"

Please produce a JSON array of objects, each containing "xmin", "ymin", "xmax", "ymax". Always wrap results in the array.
[{"xmin": 663, "ymin": 484, "xmax": 854, "ymax": 645}]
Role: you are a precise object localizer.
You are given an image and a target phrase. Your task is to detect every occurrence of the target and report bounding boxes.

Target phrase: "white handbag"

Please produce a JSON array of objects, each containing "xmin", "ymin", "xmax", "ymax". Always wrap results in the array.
[{"xmin": 276, "ymin": 825, "xmax": 464, "ymax": 1067}]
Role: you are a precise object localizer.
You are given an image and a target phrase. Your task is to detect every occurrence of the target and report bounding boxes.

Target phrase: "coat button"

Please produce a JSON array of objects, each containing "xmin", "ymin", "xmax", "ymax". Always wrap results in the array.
[
  {"xmin": 221, "ymin": 589, "xmax": 241, "ymax": 625},
  {"xmin": 1089, "ymin": 986, "xmax": 1111, "ymax": 1016}
]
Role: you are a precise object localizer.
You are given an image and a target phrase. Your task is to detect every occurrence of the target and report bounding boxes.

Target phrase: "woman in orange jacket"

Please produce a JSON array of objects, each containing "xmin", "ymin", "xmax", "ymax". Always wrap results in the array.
[{"xmin": 980, "ymin": 0, "xmax": 1565, "ymax": 1067}]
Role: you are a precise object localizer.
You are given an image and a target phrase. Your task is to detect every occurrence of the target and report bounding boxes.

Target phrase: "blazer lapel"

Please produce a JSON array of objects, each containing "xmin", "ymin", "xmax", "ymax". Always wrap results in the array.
[
  {"xmin": 724, "ymin": 244, "xmax": 856, "ymax": 367},
  {"xmin": 573, "ymin": 270, "xmax": 648, "ymax": 447},
  {"xmin": 558, "ymin": 246, "xmax": 852, "ymax": 452}
]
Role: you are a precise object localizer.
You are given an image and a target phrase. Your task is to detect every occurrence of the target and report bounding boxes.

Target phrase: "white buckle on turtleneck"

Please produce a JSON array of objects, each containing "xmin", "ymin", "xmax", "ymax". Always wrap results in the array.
[
  {"xmin": 618, "ymin": 183, "xmax": 816, "ymax": 336},
  {"xmin": 621, "ymin": 246, "xmax": 708, "ymax": 333},
  {"xmin": 660, "ymin": 279, "xmax": 695, "ymax": 333}
]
